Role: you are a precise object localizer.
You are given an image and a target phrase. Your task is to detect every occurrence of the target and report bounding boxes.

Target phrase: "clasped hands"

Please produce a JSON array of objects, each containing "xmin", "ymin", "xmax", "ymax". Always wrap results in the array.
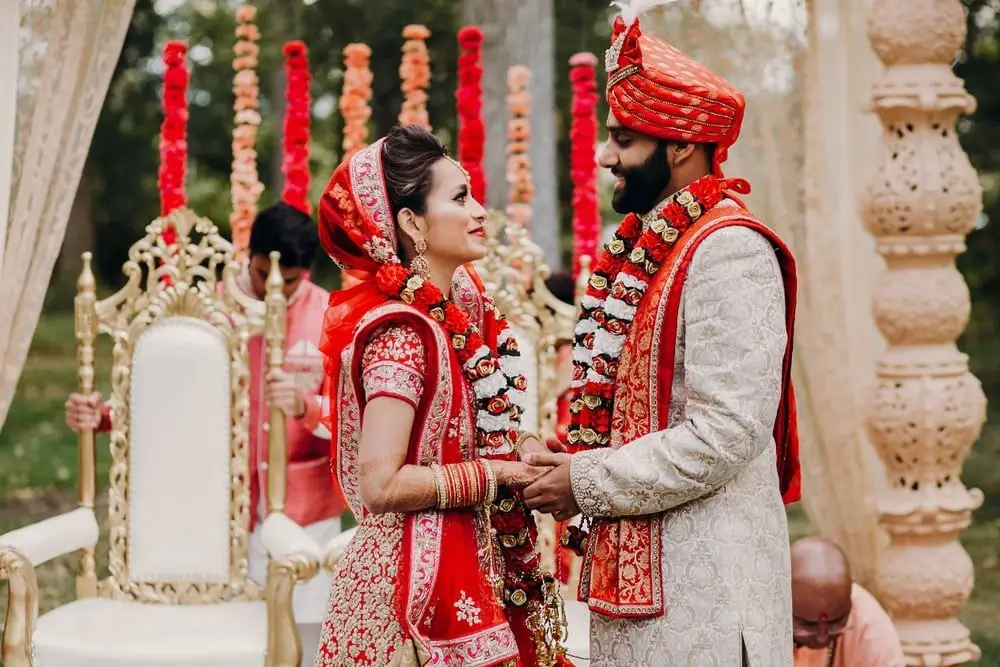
[{"xmin": 511, "ymin": 435, "xmax": 580, "ymax": 522}]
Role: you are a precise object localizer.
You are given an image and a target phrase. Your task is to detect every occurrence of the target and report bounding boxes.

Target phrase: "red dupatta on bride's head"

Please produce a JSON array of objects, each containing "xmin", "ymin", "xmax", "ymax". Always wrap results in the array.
[{"xmin": 317, "ymin": 139, "xmax": 396, "ymax": 416}]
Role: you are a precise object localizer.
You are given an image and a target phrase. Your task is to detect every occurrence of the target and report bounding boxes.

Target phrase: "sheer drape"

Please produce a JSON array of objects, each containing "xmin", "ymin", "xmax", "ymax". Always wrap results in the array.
[
  {"xmin": 0, "ymin": 0, "xmax": 135, "ymax": 428},
  {"xmin": 647, "ymin": 0, "xmax": 885, "ymax": 583}
]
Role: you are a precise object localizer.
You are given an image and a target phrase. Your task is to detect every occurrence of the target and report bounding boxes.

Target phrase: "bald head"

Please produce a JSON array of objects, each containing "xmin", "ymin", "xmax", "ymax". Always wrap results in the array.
[{"xmin": 791, "ymin": 538, "xmax": 853, "ymax": 648}]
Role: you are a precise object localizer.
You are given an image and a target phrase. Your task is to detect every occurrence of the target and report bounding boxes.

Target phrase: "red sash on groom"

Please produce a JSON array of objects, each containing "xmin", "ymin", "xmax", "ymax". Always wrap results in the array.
[{"xmin": 578, "ymin": 202, "xmax": 801, "ymax": 619}]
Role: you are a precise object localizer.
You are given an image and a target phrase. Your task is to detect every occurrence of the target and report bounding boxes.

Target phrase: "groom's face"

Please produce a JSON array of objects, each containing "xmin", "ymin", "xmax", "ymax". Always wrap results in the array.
[{"xmin": 599, "ymin": 112, "xmax": 672, "ymax": 216}]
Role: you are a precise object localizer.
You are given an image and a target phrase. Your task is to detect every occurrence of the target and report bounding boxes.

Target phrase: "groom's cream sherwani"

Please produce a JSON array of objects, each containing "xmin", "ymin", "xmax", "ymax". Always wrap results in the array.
[{"xmin": 570, "ymin": 209, "xmax": 794, "ymax": 666}]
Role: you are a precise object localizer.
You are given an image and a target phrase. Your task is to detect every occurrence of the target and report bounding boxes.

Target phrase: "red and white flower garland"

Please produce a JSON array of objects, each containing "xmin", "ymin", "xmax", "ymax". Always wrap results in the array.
[
  {"xmin": 281, "ymin": 41, "xmax": 312, "ymax": 214},
  {"xmin": 375, "ymin": 263, "xmax": 563, "ymax": 618},
  {"xmin": 568, "ymin": 52, "xmax": 601, "ymax": 279},
  {"xmin": 230, "ymin": 5, "xmax": 262, "ymax": 261},
  {"xmin": 567, "ymin": 175, "xmax": 727, "ymax": 449},
  {"xmin": 456, "ymin": 26, "xmax": 487, "ymax": 204}
]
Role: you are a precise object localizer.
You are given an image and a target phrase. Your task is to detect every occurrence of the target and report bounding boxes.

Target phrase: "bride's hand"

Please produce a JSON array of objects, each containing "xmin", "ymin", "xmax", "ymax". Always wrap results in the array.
[
  {"xmin": 517, "ymin": 435, "xmax": 567, "ymax": 462},
  {"xmin": 490, "ymin": 460, "xmax": 553, "ymax": 489}
]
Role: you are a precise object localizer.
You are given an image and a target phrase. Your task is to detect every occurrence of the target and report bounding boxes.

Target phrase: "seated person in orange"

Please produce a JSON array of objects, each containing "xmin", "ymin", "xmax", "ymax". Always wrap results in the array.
[{"xmin": 792, "ymin": 537, "xmax": 905, "ymax": 667}]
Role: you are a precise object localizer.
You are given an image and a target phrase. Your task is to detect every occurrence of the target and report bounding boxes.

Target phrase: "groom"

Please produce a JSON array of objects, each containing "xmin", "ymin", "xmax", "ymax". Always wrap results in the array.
[{"xmin": 524, "ymin": 7, "xmax": 800, "ymax": 666}]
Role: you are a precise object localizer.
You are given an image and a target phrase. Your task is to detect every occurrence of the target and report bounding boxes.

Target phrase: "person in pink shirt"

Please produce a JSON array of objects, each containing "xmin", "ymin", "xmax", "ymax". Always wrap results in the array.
[
  {"xmin": 65, "ymin": 202, "xmax": 343, "ymax": 665},
  {"xmin": 792, "ymin": 537, "xmax": 905, "ymax": 667}
]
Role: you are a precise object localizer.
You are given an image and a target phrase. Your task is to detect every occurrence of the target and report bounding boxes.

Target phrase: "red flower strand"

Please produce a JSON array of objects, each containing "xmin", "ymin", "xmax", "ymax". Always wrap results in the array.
[
  {"xmin": 456, "ymin": 26, "xmax": 487, "ymax": 203},
  {"xmin": 569, "ymin": 52, "xmax": 601, "ymax": 279},
  {"xmin": 281, "ymin": 41, "xmax": 312, "ymax": 214},
  {"xmin": 158, "ymin": 40, "xmax": 189, "ymax": 223}
]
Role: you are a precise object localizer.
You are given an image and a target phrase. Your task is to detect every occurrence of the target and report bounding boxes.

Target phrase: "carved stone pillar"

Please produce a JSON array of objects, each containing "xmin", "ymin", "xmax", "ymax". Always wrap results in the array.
[{"xmin": 861, "ymin": 1, "xmax": 986, "ymax": 663}]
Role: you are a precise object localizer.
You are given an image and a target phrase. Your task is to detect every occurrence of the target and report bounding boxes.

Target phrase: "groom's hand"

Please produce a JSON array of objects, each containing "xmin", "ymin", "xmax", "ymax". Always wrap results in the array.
[{"xmin": 522, "ymin": 452, "xmax": 579, "ymax": 522}]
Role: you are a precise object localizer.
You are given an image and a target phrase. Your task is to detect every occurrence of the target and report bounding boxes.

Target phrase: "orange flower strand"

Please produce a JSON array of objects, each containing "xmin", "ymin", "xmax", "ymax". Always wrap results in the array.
[
  {"xmin": 235, "ymin": 4, "xmax": 256, "ymax": 22},
  {"xmin": 505, "ymin": 64, "xmax": 534, "ymax": 220},
  {"xmin": 341, "ymin": 42, "xmax": 373, "ymax": 160},
  {"xmin": 230, "ymin": 3, "xmax": 263, "ymax": 261},
  {"xmin": 402, "ymin": 23, "xmax": 431, "ymax": 40},
  {"xmin": 398, "ymin": 25, "xmax": 431, "ymax": 130}
]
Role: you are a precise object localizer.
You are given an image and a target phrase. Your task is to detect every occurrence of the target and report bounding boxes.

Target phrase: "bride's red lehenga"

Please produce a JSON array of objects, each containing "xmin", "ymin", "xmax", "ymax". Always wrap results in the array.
[{"xmin": 312, "ymin": 139, "xmax": 567, "ymax": 666}]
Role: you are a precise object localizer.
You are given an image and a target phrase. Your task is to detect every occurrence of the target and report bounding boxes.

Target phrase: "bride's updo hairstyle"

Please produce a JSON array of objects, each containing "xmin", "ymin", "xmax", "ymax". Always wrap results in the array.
[{"xmin": 381, "ymin": 125, "xmax": 451, "ymax": 262}]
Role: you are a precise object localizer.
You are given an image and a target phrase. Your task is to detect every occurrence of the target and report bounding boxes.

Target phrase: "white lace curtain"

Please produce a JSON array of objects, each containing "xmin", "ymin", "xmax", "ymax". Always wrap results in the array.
[
  {"xmin": 0, "ymin": 0, "xmax": 136, "ymax": 428},
  {"xmin": 648, "ymin": 0, "xmax": 885, "ymax": 583}
]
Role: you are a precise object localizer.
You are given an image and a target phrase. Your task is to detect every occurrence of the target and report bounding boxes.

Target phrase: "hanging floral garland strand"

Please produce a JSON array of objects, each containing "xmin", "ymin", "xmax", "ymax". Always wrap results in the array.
[
  {"xmin": 456, "ymin": 26, "xmax": 486, "ymax": 203},
  {"xmin": 340, "ymin": 43, "xmax": 373, "ymax": 161},
  {"xmin": 398, "ymin": 24, "xmax": 432, "ymax": 129},
  {"xmin": 158, "ymin": 40, "xmax": 190, "ymax": 246},
  {"xmin": 506, "ymin": 66, "xmax": 534, "ymax": 228},
  {"xmin": 568, "ymin": 52, "xmax": 601, "ymax": 279},
  {"xmin": 230, "ymin": 5, "xmax": 263, "ymax": 261},
  {"xmin": 281, "ymin": 40, "xmax": 312, "ymax": 214}
]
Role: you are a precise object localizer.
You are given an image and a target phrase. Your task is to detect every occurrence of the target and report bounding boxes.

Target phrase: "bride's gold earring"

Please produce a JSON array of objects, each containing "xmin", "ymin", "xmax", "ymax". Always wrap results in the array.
[{"xmin": 412, "ymin": 239, "xmax": 430, "ymax": 277}]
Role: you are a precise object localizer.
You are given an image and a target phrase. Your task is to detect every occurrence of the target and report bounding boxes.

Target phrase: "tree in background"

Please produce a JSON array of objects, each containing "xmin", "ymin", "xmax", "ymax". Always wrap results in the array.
[
  {"xmin": 957, "ymin": 0, "xmax": 1000, "ymax": 344},
  {"xmin": 63, "ymin": 0, "xmax": 999, "ymax": 320}
]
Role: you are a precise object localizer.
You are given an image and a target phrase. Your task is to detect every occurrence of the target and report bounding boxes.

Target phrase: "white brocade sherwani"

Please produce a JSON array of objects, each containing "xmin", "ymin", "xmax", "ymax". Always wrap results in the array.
[{"xmin": 570, "ymin": 226, "xmax": 793, "ymax": 667}]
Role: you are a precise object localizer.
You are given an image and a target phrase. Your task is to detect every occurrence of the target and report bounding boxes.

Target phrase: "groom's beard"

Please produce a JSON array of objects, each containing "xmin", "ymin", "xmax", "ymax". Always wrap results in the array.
[{"xmin": 610, "ymin": 143, "xmax": 672, "ymax": 215}]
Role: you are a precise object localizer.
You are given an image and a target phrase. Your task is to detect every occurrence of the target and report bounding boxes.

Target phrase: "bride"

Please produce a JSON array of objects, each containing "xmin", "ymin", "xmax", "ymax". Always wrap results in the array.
[{"xmin": 313, "ymin": 125, "xmax": 569, "ymax": 667}]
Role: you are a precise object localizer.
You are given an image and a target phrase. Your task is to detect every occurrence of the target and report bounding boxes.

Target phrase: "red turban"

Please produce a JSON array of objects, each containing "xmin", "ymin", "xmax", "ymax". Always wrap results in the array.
[{"xmin": 605, "ymin": 14, "xmax": 746, "ymax": 181}]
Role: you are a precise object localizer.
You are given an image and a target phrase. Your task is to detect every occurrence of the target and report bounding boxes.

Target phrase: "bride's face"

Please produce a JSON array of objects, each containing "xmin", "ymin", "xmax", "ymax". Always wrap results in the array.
[{"xmin": 417, "ymin": 159, "xmax": 488, "ymax": 266}]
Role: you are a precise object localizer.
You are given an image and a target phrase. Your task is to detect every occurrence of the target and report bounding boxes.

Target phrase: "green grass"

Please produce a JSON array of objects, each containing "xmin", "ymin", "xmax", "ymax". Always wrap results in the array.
[{"xmin": 1, "ymin": 312, "xmax": 999, "ymax": 662}]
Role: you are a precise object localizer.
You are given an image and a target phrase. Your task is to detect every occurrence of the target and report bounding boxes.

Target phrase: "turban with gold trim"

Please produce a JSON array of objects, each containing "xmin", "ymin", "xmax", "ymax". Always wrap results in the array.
[{"xmin": 605, "ymin": 12, "xmax": 746, "ymax": 182}]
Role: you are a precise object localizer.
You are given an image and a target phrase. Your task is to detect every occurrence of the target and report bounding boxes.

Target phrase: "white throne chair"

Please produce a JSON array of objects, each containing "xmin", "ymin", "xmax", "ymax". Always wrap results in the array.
[
  {"xmin": 319, "ymin": 210, "xmax": 591, "ymax": 665},
  {"xmin": 0, "ymin": 209, "xmax": 320, "ymax": 667}
]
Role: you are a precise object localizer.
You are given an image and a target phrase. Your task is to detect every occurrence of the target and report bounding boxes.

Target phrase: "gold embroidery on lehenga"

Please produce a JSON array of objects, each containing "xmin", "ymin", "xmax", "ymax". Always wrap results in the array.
[
  {"xmin": 455, "ymin": 590, "xmax": 484, "ymax": 626},
  {"xmin": 315, "ymin": 514, "xmax": 407, "ymax": 666}
]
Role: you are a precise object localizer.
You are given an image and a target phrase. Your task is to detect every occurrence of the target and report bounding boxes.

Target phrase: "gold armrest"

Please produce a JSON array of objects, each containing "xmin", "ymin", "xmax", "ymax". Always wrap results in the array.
[
  {"xmin": 0, "ymin": 546, "xmax": 39, "ymax": 667},
  {"xmin": 264, "ymin": 551, "xmax": 318, "ymax": 667},
  {"xmin": 261, "ymin": 512, "xmax": 320, "ymax": 667}
]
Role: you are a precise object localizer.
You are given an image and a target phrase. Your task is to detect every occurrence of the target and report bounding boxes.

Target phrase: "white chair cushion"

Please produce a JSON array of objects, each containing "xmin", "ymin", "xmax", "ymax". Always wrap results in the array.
[
  {"xmin": 564, "ymin": 599, "xmax": 591, "ymax": 665},
  {"xmin": 33, "ymin": 598, "xmax": 266, "ymax": 667},
  {"xmin": 129, "ymin": 317, "xmax": 233, "ymax": 582}
]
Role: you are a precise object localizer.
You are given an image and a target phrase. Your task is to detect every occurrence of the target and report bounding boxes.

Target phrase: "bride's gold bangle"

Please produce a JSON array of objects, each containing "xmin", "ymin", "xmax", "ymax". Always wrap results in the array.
[
  {"xmin": 430, "ymin": 463, "xmax": 448, "ymax": 509},
  {"xmin": 481, "ymin": 459, "xmax": 498, "ymax": 505}
]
